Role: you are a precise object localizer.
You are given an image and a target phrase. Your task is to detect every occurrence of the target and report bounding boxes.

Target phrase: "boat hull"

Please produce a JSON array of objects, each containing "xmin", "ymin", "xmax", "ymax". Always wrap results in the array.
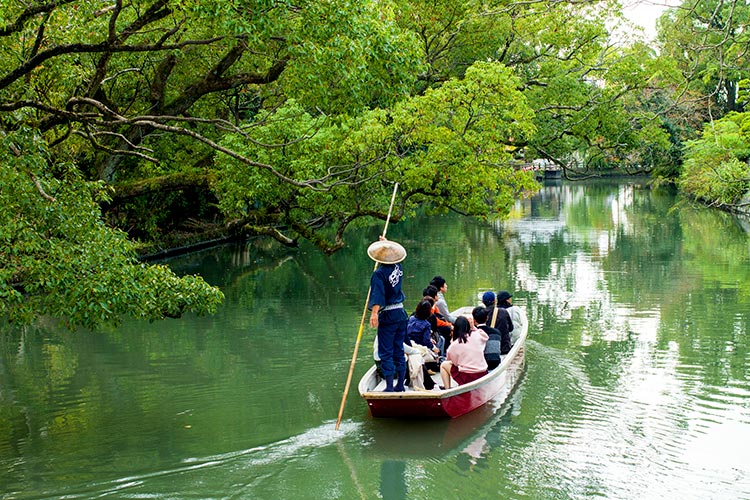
[{"xmin": 359, "ymin": 307, "xmax": 527, "ymax": 419}]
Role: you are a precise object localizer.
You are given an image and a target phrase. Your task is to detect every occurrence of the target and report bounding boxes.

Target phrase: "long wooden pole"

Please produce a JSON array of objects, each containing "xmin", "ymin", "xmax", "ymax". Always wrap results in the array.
[{"xmin": 335, "ymin": 183, "xmax": 399, "ymax": 430}]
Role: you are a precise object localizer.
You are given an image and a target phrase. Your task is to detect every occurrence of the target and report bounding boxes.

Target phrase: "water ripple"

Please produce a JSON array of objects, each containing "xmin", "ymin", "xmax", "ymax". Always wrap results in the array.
[{"xmin": 512, "ymin": 340, "xmax": 750, "ymax": 500}]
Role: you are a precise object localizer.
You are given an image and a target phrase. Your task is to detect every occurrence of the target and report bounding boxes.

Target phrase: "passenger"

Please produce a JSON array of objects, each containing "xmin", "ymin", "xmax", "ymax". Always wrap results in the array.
[
  {"xmin": 368, "ymin": 238, "xmax": 408, "ymax": 392},
  {"xmin": 483, "ymin": 291, "xmax": 513, "ymax": 353},
  {"xmin": 423, "ymin": 284, "xmax": 453, "ymax": 355},
  {"xmin": 429, "ymin": 275, "xmax": 457, "ymax": 324},
  {"xmin": 407, "ymin": 298, "xmax": 441, "ymax": 373},
  {"xmin": 420, "ymin": 294, "xmax": 446, "ymax": 357},
  {"xmin": 407, "ymin": 299, "xmax": 441, "ymax": 355},
  {"xmin": 439, "ymin": 316, "xmax": 489, "ymax": 389},
  {"xmin": 481, "ymin": 290, "xmax": 496, "ymax": 309},
  {"xmin": 497, "ymin": 290, "xmax": 527, "ymax": 345},
  {"xmin": 373, "ymin": 336, "xmax": 434, "ymax": 390},
  {"xmin": 471, "ymin": 306, "xmax": 506, "ymax": 370}
]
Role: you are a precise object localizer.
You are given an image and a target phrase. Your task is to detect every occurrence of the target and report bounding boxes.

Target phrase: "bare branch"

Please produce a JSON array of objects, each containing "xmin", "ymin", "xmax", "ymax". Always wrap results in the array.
[
  {"xmin": 73, "ymin": 129, "xmax": 160, "ymax": 163},
  {"xmin": 101, "ymin": 68, "xmax": 143, "ymax": 85},
  {"xmin": 30, "ymin": 174, "xmax": 56, "ymax": 202}
]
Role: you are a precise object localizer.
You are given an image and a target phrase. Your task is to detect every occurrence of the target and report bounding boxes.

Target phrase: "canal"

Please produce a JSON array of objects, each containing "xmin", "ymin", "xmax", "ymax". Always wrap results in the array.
[{"xmin": 1, "ymin": 178, "xmax": 749, "ymax": 499}]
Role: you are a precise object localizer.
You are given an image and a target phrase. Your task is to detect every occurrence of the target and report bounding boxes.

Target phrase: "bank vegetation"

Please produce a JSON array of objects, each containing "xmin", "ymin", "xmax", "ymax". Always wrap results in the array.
[{"xmin": 1, "ymin": 0, "xmax": 747, "ymax": 328}]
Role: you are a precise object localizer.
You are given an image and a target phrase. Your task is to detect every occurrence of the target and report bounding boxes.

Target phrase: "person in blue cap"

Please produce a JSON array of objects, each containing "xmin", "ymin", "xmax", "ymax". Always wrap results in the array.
[{"xmin": 368, "ymin": 238, "xmax": 408, "ymax": 392}]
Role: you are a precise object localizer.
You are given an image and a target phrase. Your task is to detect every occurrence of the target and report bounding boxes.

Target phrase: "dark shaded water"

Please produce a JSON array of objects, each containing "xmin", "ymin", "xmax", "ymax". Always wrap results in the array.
[{"xmin": 2, "ymin": 179, "xmax": 749, "ymax": 499}]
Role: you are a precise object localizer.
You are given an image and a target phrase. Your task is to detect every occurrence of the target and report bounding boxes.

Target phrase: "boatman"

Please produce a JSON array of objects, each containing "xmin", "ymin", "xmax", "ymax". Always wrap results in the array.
[{"xmin": 368, "ymin": 238, "xmax": 408, "ymax": 392}]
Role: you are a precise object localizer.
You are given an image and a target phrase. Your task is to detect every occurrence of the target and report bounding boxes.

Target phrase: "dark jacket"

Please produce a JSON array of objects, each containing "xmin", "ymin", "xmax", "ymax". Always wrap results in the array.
[
  {"xmin": 407, "ymin": 315, "xmax": 433, "ymax": 349},
  {"xmin": 478, "ymin": 321, "xmax": 510, "ymax": 356},
  {"xmin": 487, "ymin": 306, "xmax": 513, "ymax": 351}
]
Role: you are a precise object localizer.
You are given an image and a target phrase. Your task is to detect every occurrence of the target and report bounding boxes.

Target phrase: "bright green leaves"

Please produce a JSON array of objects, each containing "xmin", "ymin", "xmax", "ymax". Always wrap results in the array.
[
  {"xmin": 0, "ymin": 129, "xmax": 224, "ymax": 329},
  {"xmin": 215, "ymin": 99, "xmax": 340, "ymax": 213},
  {"xmin": 214, "ymin": 61, "xmax": 538, "ymax": 241},
  {"xmin": 282, "ymin": 1, "xmax": 423, "ymax": 112},
  {"xmin": 387, "ymin": 61, "xmax": 537, "ymax": 216},
  {"xmin": 678, "ymin": 112, "xmax": 750, "ymax": 207}
]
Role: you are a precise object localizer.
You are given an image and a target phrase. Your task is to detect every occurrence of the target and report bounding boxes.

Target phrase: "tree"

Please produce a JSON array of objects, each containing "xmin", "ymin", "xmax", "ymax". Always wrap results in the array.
[
  {"xmin": 1, "ymin": 0, "xmax": 669, "ymax": 328},
  {"xmin": 653, "ymin": 0, "xmax": 750, "ymax": 204},
  {"xmin": 0, "ymin": 127, "xmax": 224, "ymax": 328},
  {"xmin": 393, "ymin": 0, "xmax": 677, "ymax": 177},
  {"xmin": 657, "ymin": 0, "xmax": 750, "ymax": 117},
  {"xmin": 215, "ymin": 62, "xmax": 538, "ymax": 252},
  {"xmin": 0, "ymin": 0, "xmax": 539, "ymax": 327}
]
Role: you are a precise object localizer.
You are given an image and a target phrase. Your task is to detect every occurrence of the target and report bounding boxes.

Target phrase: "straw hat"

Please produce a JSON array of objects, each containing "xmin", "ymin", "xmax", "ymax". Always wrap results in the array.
[{"xmin": 367, "ymin": 240, "xmax": 407, "ymax": 264}]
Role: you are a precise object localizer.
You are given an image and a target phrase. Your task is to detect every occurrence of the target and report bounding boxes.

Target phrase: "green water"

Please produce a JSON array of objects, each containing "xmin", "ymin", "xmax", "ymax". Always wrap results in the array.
[{"xmin": 2, "ymin": 179, "xmax": 749, "ymax": 499}]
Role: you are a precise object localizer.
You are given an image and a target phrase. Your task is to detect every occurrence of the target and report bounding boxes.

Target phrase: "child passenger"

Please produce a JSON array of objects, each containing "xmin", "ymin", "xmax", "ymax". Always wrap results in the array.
[{"xmin": 407, "ymin": 299, "xmax": 441, "ymax": 356}]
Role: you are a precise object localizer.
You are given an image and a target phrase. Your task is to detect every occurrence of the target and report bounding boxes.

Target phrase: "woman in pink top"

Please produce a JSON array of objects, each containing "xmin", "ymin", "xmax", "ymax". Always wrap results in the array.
[{"xmin": 439, "ymin": 316, "xmax": 489, "ymax": 389}]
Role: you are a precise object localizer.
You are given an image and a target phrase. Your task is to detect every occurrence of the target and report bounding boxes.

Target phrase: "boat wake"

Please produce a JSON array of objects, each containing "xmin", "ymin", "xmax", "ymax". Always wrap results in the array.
[
  {"xmin": 183, "ymin": 419, "xmax": 360, "ymax": 467},
  {"xmin": 20, "ymin": 420, "xmax": 362, "ymax": 500}
]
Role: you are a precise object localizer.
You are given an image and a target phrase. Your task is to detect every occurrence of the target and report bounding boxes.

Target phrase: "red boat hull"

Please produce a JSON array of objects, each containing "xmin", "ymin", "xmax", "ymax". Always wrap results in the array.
[{"xmin": 360, "ymin": 344, "xmax": 525, "ymax": 418}]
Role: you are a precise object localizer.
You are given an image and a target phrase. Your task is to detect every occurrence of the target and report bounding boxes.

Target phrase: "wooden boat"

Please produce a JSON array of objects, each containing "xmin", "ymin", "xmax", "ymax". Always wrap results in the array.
[{"xmin": 358, "ymin": 305, "xmax": 528, "ymax": 418}]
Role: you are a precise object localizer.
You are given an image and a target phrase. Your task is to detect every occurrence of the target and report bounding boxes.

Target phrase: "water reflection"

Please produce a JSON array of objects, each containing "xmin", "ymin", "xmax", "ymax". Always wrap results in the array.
[
  {"xmin": 365, "ymin": 383, "xmax": 525, "ymax": 498},
  {"xmin": 2, "ymin": 179, "xmax": 750, "ymax": 499},
  {"xmin": 484, "ymin": 179, "xmax": 750, "ymax": 498},
  {"xmin": 379, "ymin": 460, "xmax": 407, "ymax": 500}
]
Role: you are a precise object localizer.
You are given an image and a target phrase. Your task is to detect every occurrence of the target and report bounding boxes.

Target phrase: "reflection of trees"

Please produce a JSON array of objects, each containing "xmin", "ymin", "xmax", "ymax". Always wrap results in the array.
[
  {"xmin": 659, "ymin": 207, "xmax": 750, "ymax": 384},
  {"xmin": 2, "ymin": 179, "xmax": 749, "ymax": 494},
  {"xmin": 501, "ymin": 178, "xmax": 750, "ymax": 388},
  {"xmin": 0, "ymin": 211, "xmax": 512, "ymax": 492}
]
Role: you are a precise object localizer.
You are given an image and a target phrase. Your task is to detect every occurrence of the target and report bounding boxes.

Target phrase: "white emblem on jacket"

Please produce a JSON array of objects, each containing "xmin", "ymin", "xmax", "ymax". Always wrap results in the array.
[{"xmin": 388, "ymin": 266, "xmax": 402, "ymax": 288}]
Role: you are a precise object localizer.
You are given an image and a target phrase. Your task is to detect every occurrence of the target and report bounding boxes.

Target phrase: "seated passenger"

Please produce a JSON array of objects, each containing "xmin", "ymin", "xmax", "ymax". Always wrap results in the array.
[
  {"xmin": 483, "ymin": 291, "xmax": 513, "ymax": 352},
  {"xmin": 429, "ymin": 275, "xmax": 457, "ymax": 323},
  {"xmin": 496, "ymin": 290, "xmax": 526, "ymax": 345},
  {"xmin": 408, "ymin": 298, "xmax": 441, "ymax": 373},
  {"xmin": 439, "ymin": 316, "xmax": 488, "ymax": 389},
  {"xmin": 421, "ymin": 294, "xmax": 446, "ymax": 358},
  {"xmin": 373, "ymin": 336, "xmax": 434, "ymax": 390},
  {"xmin": 481, "ymin": 290, "xmax": 496, "ymax": 309},
  {"xmin": 423, "ymin": 284, "xmax": 453, "ymax": 354},
  {"xmin": 408, "ymin": 299, "xmax": 441, "ymax": 356},
  {"xmin": 472, "ymin": 306, "xmax": 505, "ymax": 370}
]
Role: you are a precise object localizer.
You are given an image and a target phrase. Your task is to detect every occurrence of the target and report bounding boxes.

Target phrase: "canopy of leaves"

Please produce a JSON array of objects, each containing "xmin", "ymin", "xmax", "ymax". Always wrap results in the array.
[
  {"xmin": 0, "ymin": 128, "xmax": 224, "ymax": 329},
  {"xmin": 215, "ymin": 61, "xmax": 538, "ymax": 252},
  {"xmin": 657, "ymin": 0, "xmax": 750, "ymax": 116},
  {"xmin": 652, "ymin": 0, "xmax": 750, "ymax": 208},
  {"xmin": 0, "ymin": 0, "xmax": 679, "ymax": 328}
]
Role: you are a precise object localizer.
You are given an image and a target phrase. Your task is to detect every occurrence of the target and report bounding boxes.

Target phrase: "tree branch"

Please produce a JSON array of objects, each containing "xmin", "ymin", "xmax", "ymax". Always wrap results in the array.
[
  {"xmin": 0, "ymin": 37, "xmax": 227, "ymax": 90},
  {"xmin": 0, "ymin": 0, "xmax": 77, "ymax": 37}
]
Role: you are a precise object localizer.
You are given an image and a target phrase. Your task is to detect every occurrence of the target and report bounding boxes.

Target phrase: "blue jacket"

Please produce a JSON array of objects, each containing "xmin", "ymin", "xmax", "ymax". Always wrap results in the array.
[
  {"xmin": 407, "ymin": 315, "xmax": 433, "ymax": 349},
  {"xmin": 369, "ymin": 264, "xmax": 405, "ymax": 309}
]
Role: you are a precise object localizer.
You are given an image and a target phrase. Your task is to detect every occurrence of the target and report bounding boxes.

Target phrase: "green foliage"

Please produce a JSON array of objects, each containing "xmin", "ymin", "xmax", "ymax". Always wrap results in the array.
[
  {"xmin": 0, "ymin": 0, "xmax": 684, "ymax": 327},
  {"xmin": 387, "ymin": 61, "xmax": 538, "ymax": 216},
  {"xmin": 0, "ymin": 130, "xmax": 224, "ymax": 329},
  {"xmin": 678, "ymin": 113, "xmax": 750, "ymax": 206},
  {"xmin": 215, "ymin": 61, "xmax": 538, "ymax": 245},
  {"xmin": 283, "ymin": 1, "xmax": 423, "ymax": 111},
  {"xmin": 657, "ymin": 0, "xmax": 750, "ymax": 116}
]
